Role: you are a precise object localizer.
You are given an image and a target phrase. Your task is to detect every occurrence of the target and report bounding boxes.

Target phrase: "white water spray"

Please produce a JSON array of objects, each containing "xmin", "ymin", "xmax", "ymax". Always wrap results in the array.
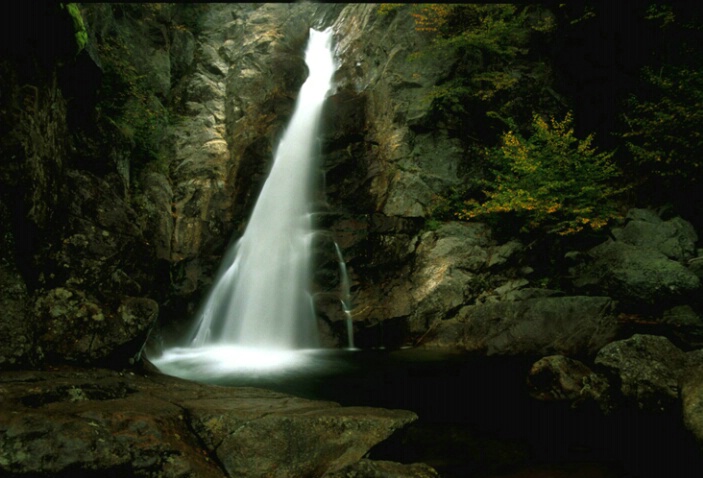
[
  {"xmin": 150, "ymin": 28, "xmax": 337, "ymax": 379},
  {"xmin": 334, "ymin": 242, "xmax": 355, "ymax": 349},
  {"xmin": 190, "ymin": 28, "xmax": 336, "ymax": 351}
]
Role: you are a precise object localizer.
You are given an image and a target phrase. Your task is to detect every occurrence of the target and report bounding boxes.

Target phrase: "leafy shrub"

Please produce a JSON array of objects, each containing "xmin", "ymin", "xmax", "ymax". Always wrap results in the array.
[{"xmin": 460, "ymin": 113, "xmax": 625, "ymax": 235}]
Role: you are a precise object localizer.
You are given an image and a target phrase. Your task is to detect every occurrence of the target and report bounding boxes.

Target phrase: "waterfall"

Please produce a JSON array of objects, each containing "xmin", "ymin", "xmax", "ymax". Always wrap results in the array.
[
  {"xmin": 189, "ymin": 28, "xmax": 336, "ymax": 351},
  {"xmin": 334, "ymin": 242, "xmax": 355, "ymax": 349},
  {"xmin": 151, "ymin": 28, "xmax": 349, "ymax": 380}
]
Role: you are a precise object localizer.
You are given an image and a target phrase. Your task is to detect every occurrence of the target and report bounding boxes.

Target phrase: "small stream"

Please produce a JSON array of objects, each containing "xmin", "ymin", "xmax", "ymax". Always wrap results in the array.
[{"xmin": 171, "ymin": 348, "xmax": 703, "ymax": 478}]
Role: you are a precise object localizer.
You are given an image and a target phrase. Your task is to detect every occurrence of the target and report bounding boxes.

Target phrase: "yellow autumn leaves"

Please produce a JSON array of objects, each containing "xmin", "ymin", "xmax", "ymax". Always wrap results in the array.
[{"xmin": 460, "ymin": 113, "xmax": 625, "ymax": 235}]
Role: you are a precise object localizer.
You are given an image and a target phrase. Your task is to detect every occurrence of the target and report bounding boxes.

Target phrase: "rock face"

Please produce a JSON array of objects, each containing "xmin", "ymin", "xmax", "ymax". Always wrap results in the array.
[
  {"xmin": 0, "ymin": 368, "xmax": 421, "ymax": 477},
  {"xmin": 682, "ymin": 365, "xmax": 703, "ymax": 449},
  {"xmin": 0, "ymin": 203, "xmax": 33, "ymax": 367},
  {"xmin": 422, "ymin": 296, "xmax": 619, "ymax": 356}
]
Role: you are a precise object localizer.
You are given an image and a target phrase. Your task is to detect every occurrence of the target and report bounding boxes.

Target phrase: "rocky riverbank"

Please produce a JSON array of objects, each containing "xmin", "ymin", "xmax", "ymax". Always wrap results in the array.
[{"xmin": 0, "ymin": 366, "xmax": 436, "ymax": 477}]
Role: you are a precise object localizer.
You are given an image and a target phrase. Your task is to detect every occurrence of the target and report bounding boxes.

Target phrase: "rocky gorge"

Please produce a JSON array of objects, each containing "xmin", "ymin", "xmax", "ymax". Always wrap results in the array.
[{"xmin": 2, "ymin": 3, "xmax": 703, "ymax": 477}]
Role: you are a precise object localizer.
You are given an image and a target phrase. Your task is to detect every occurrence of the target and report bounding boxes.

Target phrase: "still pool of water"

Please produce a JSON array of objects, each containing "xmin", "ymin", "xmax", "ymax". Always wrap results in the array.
[{"xmin": 151, "ymin": 347, "xmax": 703, "ymax": 477}]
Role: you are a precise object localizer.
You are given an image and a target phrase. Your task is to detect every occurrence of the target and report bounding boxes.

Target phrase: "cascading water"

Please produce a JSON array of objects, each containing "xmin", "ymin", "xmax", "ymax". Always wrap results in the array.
[
  {"xmin": 152, "ymin": 28, "xmax": 339, "ymax": 378},
  {"xmin": 334, "ymin": 242, "xmax": 355, "ymax": 349}
]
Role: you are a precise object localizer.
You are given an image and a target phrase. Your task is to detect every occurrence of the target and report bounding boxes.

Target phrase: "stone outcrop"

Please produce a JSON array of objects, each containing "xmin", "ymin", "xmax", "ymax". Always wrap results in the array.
[
  {"xmin": 0, "ymin": 368, "xmax": 422, "ymax": 478},
  {"xmin": 422, "ymin": 296, "xmax": 619, "ymax": 356},
  {"xmin": 311, "ymin": 4, "xmax": 481, "ymax": 343},
  {"xmin": 594, "ymin": 334, "xmax": 689, "ymax": 412},
  {"xmin": 570, "ymin": 209, "xmax": 701, "ymax": 310}
]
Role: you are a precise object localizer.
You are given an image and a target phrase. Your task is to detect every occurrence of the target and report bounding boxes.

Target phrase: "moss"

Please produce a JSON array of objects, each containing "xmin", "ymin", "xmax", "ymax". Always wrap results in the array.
[{"xmin": 63, "ymin": 3, "xmax": 88, "ymax": 53}]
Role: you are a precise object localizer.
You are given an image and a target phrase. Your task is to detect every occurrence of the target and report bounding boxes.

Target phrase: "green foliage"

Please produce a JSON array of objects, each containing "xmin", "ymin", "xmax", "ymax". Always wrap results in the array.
[
  {"xmin": 96, "ymin": 29, "xmax": 168, "ymax": 168},
  {"xmin": 62, "ymin": 3, "xmax": 88, "ymax": 53},
  {"xmin": 644, "ymin": 3, "xmax": 676, "ymax": 28},
  {"xmin": 622, "ymin": 66, "xmax": 703, "ymax": 191},
  {"xmin": 460, "ymin": 113, "xmax": 624, "ymax": 236},
  {"xmin": 402, "ymin": 4, "xmax": 560, "ymax": 139}
]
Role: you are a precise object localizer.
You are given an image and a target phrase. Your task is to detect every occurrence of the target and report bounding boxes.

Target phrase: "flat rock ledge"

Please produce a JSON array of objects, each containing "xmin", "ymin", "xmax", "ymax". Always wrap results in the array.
[{"xmin": 0, "ymin": 367, "xmax": 422, "ymax": 478}]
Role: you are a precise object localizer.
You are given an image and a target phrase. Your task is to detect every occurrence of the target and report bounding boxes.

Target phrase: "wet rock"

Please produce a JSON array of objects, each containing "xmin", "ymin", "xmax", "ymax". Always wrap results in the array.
[
  {"xmin": 527, "ymin": 355, "xmax": 609, "ymax": 407},
  {"xmin": 423, "ymin": 296, "xmax": 619, "ymax": 357},
  {"xmin": 33, "ymin": 288, "xmax": 158, "ymax": 365},
  {"xmin": 661, "ymin": 305, "xmax": 703, "ymax": 349},
  {"xmin": 0, "ymin": 204, "xmax": 33, "ymax": 368},
  {"xmin": 192, "ymin": 402, "xmax": 417, "ymax": 478},
  {"xmin": 0, "ymin": 67, "xmax": 67, "ymax": 231},
  {"xmin": 19, "ymin": 167, "xmax": 161, "ymax": 367},
  {"xmin": 682, "ymin": 365, "xmax": 703, "ymax": 449},
  {"xmin": 0, "ymin": 368, "xmax": 419, "ymax": 478},
  {"xmin": 594, "ymin": 334, "xmax": 687, "ymax": 412},
  {"xmin": 325, "ymin": 459, "xmax": 439, "ymax": 478}
]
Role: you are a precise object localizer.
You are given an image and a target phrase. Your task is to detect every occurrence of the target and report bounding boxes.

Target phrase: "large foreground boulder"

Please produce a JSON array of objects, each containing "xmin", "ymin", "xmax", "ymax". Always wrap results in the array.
[{"xmin": 0, "ymin": 368, "xmax": 422, "ymax": 478}]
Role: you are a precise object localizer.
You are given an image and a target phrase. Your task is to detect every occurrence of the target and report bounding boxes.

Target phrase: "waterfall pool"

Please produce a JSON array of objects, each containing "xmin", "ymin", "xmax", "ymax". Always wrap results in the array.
[{"xmin": 150, "ymin": 347, "xmax": 703, "ymax": 478}]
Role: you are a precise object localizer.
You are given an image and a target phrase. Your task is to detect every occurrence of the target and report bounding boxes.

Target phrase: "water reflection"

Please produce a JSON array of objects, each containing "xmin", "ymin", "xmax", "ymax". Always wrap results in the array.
[{"xmin": 150, "ymin": 346, "xmax": 359, "ymax": 385}]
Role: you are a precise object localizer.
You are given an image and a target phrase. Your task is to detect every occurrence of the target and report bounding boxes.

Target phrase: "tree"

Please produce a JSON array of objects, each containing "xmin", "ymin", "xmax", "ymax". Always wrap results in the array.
[
  {"xmin": 622, "ymin": 66, "xmax": 703, "ymax": 195},
  {"xmin": 392, "ymin": 4, "xmax": 560, "ymax": 141},
  {"xmin": 460, "ymin": 113, "xmax": 624, "ymax": 236}
]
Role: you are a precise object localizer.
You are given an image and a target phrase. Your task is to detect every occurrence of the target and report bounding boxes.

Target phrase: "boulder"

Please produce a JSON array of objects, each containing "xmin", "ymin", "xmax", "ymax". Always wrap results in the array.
[
  {"xmin": 594, "ymin": 334, "xmax": 687, "ymax": 412},
  {"xmin": 33, "ymin": 289, "xmax": 158, "ymax": 365},
  {"xmin": 422, "ymin": 296, "xmax": 619, "ymax": 357},
  {"xmin": 611, "ymin": 208, "xmax": 698, "ymax": 261},
  {"xmin": 572, "ymin": 240, "xmax": 700, "ymax": 308},
  {"xmin": 526, "ymin": 355, "xmax": 609, "ymax": 407},
  {"xmin": 661, "ymin": 305, "xmax": 703, "ymax": 349},
  {"xmin": 570, "ymin": 209, "xmax": 701, "ymax": 310},
  {"xmin": 406, "ymin": 222, "xmax": 524, "ymax": 335},
  {"xmin": 0, "ymin": 368, "xmax": 421, "ymax": 478},
  {"xmin": 681, "ymin": 363, "xmax": 703, "ymax": 449}
]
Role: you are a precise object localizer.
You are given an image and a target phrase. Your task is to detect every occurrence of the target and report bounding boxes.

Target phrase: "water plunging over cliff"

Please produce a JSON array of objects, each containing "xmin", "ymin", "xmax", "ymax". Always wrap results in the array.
[
  {"xmin": 192, "ymin": 28, "xmax": 335, "ymax": 350},
  {"xmin": 153, "ymin": 28, "xmax": 337, "ymax": 375}
]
